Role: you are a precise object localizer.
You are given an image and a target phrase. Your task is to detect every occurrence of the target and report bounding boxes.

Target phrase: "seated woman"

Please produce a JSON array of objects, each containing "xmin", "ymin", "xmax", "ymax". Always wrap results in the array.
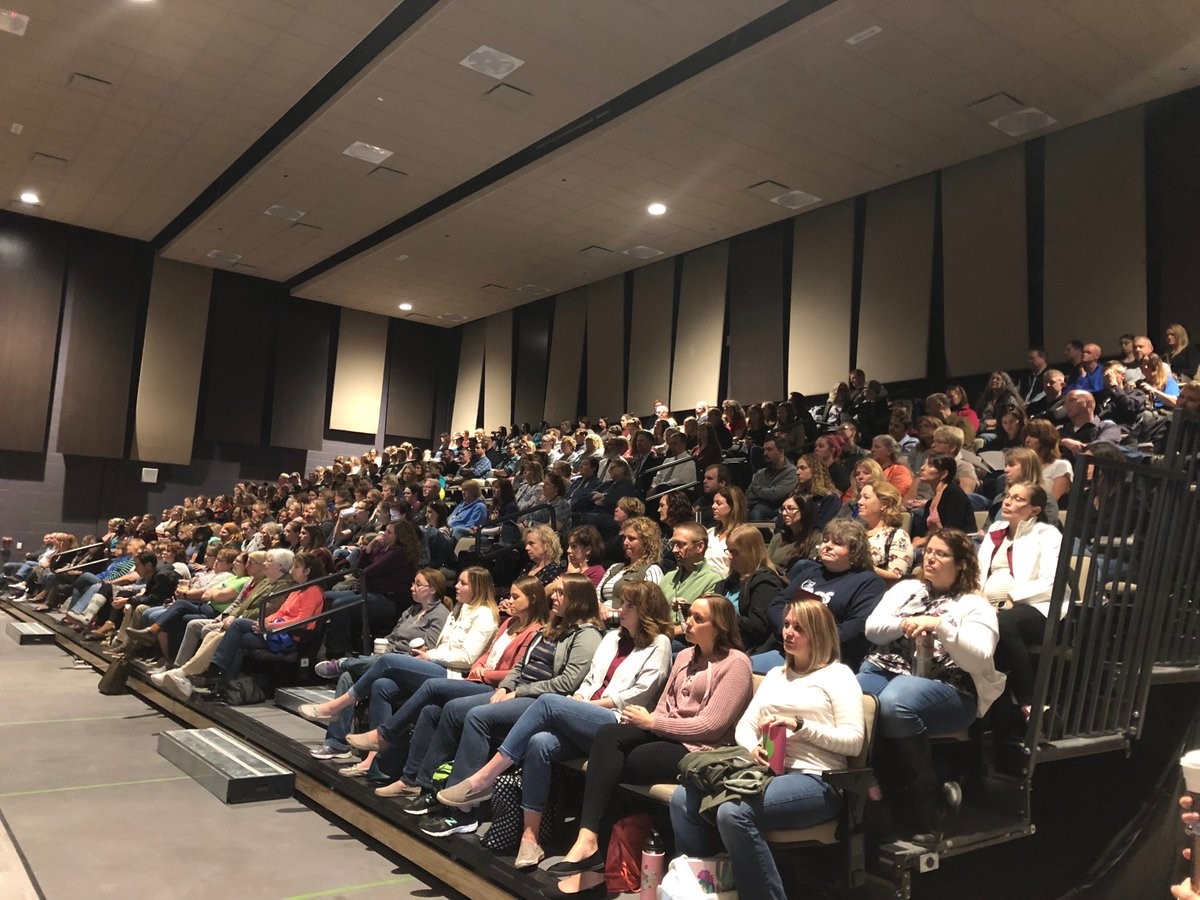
[
  {"xmin": 985, "ymin": 447, "xmax": 1059, "ymax": 527},
  {"xmin": 909, "ymin": 455, "xmax": 975, "ymax": 548},
  {"xmin": 298, "ymin": 525, "xmax": 334, "ymax": 577},
  {"xmin": 210, "ymin": 551, "xmax": 327, "ymax": 688},
  {"xmin": 975, "ymin": 372, "xmax": 1024, "ymax": 434},
  {"xmin": 704, "ymin": 486, "xmax": 747, "ymax": 578},
  {"xmin": 768, "ymin": 494, "xmax": 819, "ymax": 571},
  {"xmin": 795, "ymin": 454, "xmax": 842, "ymax": 529},
  {"xmin": 839, "ymin": 457, "xmax": 884, "ymax": 511},
  {"xmin": 555, "ymin": 525, "xmax": 606, "ymax": 588},
  {"xmin": 602, "ymin": 496, "xmax": 646, "ymax": 563},
  {"xmin": 519, "ymin": 472, "xmax": 571, "ymax": 533},
  {"xmin": 426, "ymin": 581, "xmax": 674, "ymax": 842},
  {"xmin": 596, "ymin": 516, "xmax": 664, "ymax": 614},
  {"xmin": 857, "ymin": 529, "xmax": 1005, "ymax": 845},
  {"xmin": 946, "ymin": 384, "xmax": 980, "ymax": 434},
  {"xmin": 982, "ymin": 406, "xmax": 1028, "ymax": 453},
  {"xmin": 364, "ymin": 575, "xmax": 603, "ymax": 799},
  {"xmin": 511, "ymin": 524, "xmax": 567, "ymax": 592},
  {"xmin": 858, "ymin": 482, "xmax": 914, "ymax": 584},
  {"xmin": 869, "ymin": 435, "xmax": 913, "ymax": 497},
  {"xmin": 322, "ymin": 520, "xmax": 420, "ymax": 659},
  {"xmin": 297, "ymin": 568, "xmax": 498, "ymax": 723},
  {"xmin": 1022, "ymin": 419, "xmax": 1072, "ymax": 504},
  {"xmin": 979, "ymin": 483, "xmax": 1062, "ymax": 722},
  {"xmin": 756, "ymin": 518, "xmax": 886, "ymax": 674},
  {"xmin": 577, "ymin": 459, "xmax": 637, "ymax": 537},
  {"xmin": 692, "ymin": 421, "xmax": 723, "ymax": 472},
  {"xmin": 326, "ymin": 577, "xmax": 548, "ymax": 771},
  {"xmin": 419, "ymin": 502, "xmax": 454, "ymax": 569},
  {"xmin": 1140, "ymin": 352, "xmax": 1181, "ymax": 409},
  {"xmin": 309, "ymin": 569, "xmax": 452, "ymax": 760},
  {"xmin": 671, "ymin": 598, "xmax": 863, "ymax": 900},
  {"xmin": 447, "ymin": 480, "xmax": 489, "ymax": 541},
  {"xmin": 722, "ymin": 524, "xmax": 785, "ymax": 654},
  {"xmin": 516, "ymin": 462, "xmax": 545, "ymax": 513},
  {"xmin": 482, "ymin": 596, "xmax": 749, "ymax": 881},
  {"xmin": 812, "ymin": 382, "xmax": 850, "ymax": 431}
]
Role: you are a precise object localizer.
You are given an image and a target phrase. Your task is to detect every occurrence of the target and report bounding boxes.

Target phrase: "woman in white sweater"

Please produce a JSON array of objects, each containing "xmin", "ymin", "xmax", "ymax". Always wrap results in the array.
[
  {"xmin": 858, "ymin": 528, "xmax": 1005, "ymax": 846},
  {"xmin": 299, "ymin": 567, "xmax": 498, "ymax": 723},
  {"xmin": 670, "ymin": 598, "xmax": 864, "ymax": 900},
  {"xmin": 978, "ymin": 482, "xmax": 1062, "ymax": 721}
]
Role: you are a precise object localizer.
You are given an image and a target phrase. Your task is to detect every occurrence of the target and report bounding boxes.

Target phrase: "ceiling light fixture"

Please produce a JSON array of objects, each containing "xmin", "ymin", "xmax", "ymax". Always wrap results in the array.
[
  {"xmin": 398, "ymin": 303, "xmax": 413, "ymax": 311},
  {"xmin": 846, "ymin": 25, "xmax": 882, "ymax": 45},
  {"xmin": 19, "ymin": 190, "xmax": 39, "ymax": 204},
  {"xmin": 989, "ymin": 107, "xmax": 1057, "ymax": 137},
  {"xmin": 342, "ymin": 141, "xmax": 393, "ymax": 164},
  {"xmin": 647, "ymin": 202, "xmax": 667, "ymax": 216},
  {"xmin": 0, "ymin": 9, "xmax": 30, "ymax": 36},
  {"xmin": 265, "ymin": 204, "xmax": 305, "ymax": 221},
  {"xmin": 771, "ymin": 190, "xmax": 821, "ymax": 210},
  {"xmin": 460, "ymin": 45, "xmax": 524, "ymax": 80},
  {"xmin": 625, "ymin": 245, "xmax": 663, "ymax": 259}
]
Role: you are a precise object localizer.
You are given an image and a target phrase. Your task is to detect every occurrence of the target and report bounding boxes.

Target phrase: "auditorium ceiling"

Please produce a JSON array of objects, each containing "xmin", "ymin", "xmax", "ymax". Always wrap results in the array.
[{"xmin": 3, "ymin": 0, "xmax": 1199, "ymax": 325}]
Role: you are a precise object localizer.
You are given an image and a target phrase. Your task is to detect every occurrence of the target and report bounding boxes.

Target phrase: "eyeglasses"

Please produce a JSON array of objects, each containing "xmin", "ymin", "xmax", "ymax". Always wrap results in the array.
[{"xmin": 925, "ymin": 548, "xmax": 954, "ymax": 561}]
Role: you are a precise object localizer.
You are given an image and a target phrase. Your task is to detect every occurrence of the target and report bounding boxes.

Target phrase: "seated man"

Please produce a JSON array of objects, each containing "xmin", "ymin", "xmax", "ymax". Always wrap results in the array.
[
  {"xmin": 566, "ymin": 456, "xmax": 603, "ymax": 520},
  {"xmin": 458, "ymin": 441, "xmax": 493, "ymax": 480},
  {"xmin": 1097, "ymin": 361, "xmax": 1150, "ymax": 429},
  {"xmin": 1019, "ymin": 346, "xmax": 1050, "ymax": 405},
  {"xmin": 649, "ymin": 429, "xmax": 696, "ymax": 494},
  {"xmin": 744, "ymin": 437, "xmax": 799, "ymax": 522},
  {"xmin": 695, "ymin": 462, "xmax": 732, "ymax": 527},
  {"xmin": 929, "ymin": 425, "xmax": 982, "ymax": 497},
  {"xmin": 1027, "ymin": 369, "xmax": 1068, "ymax": 424},
  {"xmin": 1058, "ymin": 390, "xmax": 1123, "ymax": 459},
  {"xmin": 659, "ymin": 522, "xmax": 724, "ymax": 646},
  {"xmin": 447, "ymin": 480, "xmax": 489, "ymax": 541}
]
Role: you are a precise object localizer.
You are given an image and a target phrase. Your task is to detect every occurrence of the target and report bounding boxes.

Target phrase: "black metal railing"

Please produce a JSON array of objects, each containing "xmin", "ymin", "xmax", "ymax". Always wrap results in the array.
[
  {"xmin": 1154, "ymin": 407, "xmax": 1200, "ymax": 669},
  {"xmin": 471, "ymin": 502, "xmax": 559, "ymax": 555},
  {"xmin": 1025, "ymin": 425, "xmax": 1198, "ymax": 770},
  {"xmin": 256, "ymin": 567, "xmax": 370, "ymax": 650}
]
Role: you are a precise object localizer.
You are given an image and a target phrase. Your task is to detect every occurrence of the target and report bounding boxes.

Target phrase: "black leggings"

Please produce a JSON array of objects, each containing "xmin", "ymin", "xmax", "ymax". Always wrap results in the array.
[
  {"xmin": 580, "ymin": 724, "xmax": 686, "ymax": 834},
  {"xmin": 994, "ymin": 604, "xmax": 1048, "ymax": 705}
]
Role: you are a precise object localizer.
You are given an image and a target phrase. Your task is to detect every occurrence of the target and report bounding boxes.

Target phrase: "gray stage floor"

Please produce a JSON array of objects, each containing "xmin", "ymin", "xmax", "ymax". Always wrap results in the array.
[{"xmin": 0, "ymin": 610, "xmax": 461, "ymax": 900}]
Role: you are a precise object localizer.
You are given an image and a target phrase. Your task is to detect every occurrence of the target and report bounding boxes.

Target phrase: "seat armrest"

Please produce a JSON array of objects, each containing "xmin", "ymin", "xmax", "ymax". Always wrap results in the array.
[{"xmin": 822, "ymin": 767, "xmax": 875, "ymax": 795}]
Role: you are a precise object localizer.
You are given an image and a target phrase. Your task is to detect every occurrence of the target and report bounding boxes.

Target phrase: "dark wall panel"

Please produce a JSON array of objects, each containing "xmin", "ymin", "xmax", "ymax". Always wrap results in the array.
[
  {"xmin": 56, "ymin": 233, "xmax": 148, "ymax": 457},
  {"xmin": 727, "ymin": 223, "xmax": 786, "ymax": 403},
  {"xmin": 201, "ymin": 271, "xmax": 280, "ymax": 445},
  {"xmin": 272, "ymin": 298, "xmax": 333, "ymax": 449},
  {"xmin": 0, "ymin": 213, "xmax": 66, "ymax": 452},
  {"xmin": 513, "ymin": 298, "xmax": 553, "ymax": 428},
  {"xmin": 385, "ymin": 318, "xmax": 441, "ymax": 441}
]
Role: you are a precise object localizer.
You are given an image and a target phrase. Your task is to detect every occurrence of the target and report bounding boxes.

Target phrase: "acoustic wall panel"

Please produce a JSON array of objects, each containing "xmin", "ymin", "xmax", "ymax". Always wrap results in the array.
[
  {"xmin": 1044, "ymin": 107, "xmax": 1146, "ymax": 355},
  {"xmin": 0, "ymin": 214, "xmax": 66, "ymax": 452},
  {"xmin": 856, "ymin": 175, "xmax": 936, "ymax": 383},
  {"xmin": 727, "ymin": 224, "xmax": 786, "ymax": 403},
  {"xmin": 201, "ymin": 272, "xmax": 278, "ymax": 446},
  {"xmin": 329, "ymin": 308, "xmax": 387, "ymax": 434},
  {"xmin": 56, "ymin": 235, "xmax": 147, "ymax": 457},
  {"xmin": 385, "ymin": 319, "xmax": 440, "ymax": 441},
  {"xmin": 452, "ymin": 320, "xmax": 485, "ymax": 433},
  {"xmin": 513, "ymin": 299, "xmax": 553, "ymax": 427},
  {"xmin": 627, "ymin": 260, "xmax": 674, "ymax": 416},
  {"xmin": 941, "ymin": 147, "xmax": 1028, "ymax": 376},
  {"xmin": 788, "ymin": 201, "xmax": 854, "ymax": 396},
  {"xmin": 586, "ymin": 276, "xmax": 626, "ymax": 418},
  {"xmin": 272, "ymin": 299, "xmax": 332, "ymax": 449},
  {"xmin": 483, "ymin": 310, "xmax": 514, "ymax": 431},
  {"xmin": 543, "ymin": 290, "xmax": 587, "ymax": 423},
  {"xmin": 131, "ymin": 257, "xmax": 212, "ymax": 464},
  {"xmin": 670, "ymin": 242, "xmax": 728, "ymax": 412}
]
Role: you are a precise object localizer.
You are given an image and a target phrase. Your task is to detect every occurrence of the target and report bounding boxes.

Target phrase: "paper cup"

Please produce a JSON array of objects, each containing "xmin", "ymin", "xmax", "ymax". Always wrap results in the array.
[
  {"xmin": 1182, "ymin": 750, "xmax": 1200, "ymax": 793},
  {"xmin": 372, "ymin": 638, "xmax": 389, "ymax": 656}
]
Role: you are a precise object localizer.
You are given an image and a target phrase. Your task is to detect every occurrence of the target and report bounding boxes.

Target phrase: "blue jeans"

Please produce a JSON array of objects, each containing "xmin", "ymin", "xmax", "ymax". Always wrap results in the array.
[
  {"xmin": 67, "ymin": 572, "xmax": 102, "ymax": 612},
  {"xmin": 496, "ymin": 694, "xmax": 619, "ymax": 812},
  {"xmin": 670, "ymin": 774, "xmax": 841, "ymax": 900},
  {"xmin": 751, "ymin": 650, "xmax": 784, "ymax": 675},
  {"xmin": 411, "ymin": 695, "xmax": 535, "ymax": 790},
  {"xmin": 856, "ymin": 661, "xmax": 976, "ymax": 738},
  {"xmin": 378, "ymin": 678, "xmax": 493, "ymax": 745},
  {"xmin": 324, "ymin": 670, "xmax": 357, "ymax": 752},
  {"xmin": 212, "ymin": 618, "xmax": 268, "ymax": 678},
  {"xmin": 347, "ymin": 652, "xmax": 448, "ymax": 703}
]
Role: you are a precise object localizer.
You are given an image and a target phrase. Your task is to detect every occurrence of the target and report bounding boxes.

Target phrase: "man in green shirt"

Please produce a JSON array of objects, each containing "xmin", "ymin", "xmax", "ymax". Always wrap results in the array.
[{"xmin": 661, "ymin": 522, "xmax": 724, "ymax": 645}]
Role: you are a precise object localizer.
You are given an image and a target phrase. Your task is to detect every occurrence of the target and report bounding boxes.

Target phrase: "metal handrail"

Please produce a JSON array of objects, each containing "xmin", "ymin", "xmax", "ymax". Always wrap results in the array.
[
  {"xmin": 473, "ymin": 502, "xmax": 558, "ymax": 554},
  {"xmin": 55, "ymin": 556, "xmax": 114, "ymax": 574},
  {"xmin": 645, "ymin": 480, "xmax": 701, "ymax": 503},
  {"xmin": 641, "ymin": 455, "xmax": 699, "ymax": 477},
  {"xmin": 257, "ymin": 567, "xmax": 370, "ymax": 652},
  {"xmin": 53, "ymin": 542, "xmax": 106, "ymax": 562}
]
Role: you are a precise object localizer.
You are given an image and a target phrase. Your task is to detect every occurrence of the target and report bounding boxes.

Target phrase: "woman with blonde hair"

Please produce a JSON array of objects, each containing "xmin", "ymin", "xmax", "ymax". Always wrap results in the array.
[
  {"xmin": 671, "ymin": 598, "xmax": 863, "ymax": 900},
  {"xmin": 840, "ymin": 457, "xmax": 885, "ymax": 509},
  {"xmin": 1022, "ymin": 419, "xmax": 1072, "ymax": 502},
  {"xmin": 857, "ymin": 482, "xmax": 913, "ymax": 583},
  {"xmin": 723, "ymin": 524, "xmax": 785, "ymax": 653},
  {"xmin": 795, "ymin": 453, "xmax": 841, "ymax": 529},
  {"xmin": 986, "ymin": 447, "xmax": 1059, "ymax": 526},
  {"xmin": 1165, "ymin": 323, "xmax": 1199, "ymax": 381},
  {"xmin": 1140, "ymin": 352, "xmax": 1181, "ymax": 409},
  {"xmin": 596, "ymin": 516, "xmax": 663, "ymax": 608}
]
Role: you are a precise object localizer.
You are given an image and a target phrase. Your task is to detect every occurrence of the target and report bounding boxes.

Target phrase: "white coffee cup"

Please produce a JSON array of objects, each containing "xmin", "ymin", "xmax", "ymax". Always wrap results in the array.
[
  {"xmin": 1182, "ymin": 749, "xmax": 1200, "ymax": 793},
  {"xmin": 409, "ymin": 638, "xmax": 425, "ymax": 653},
  {"xmin": 372, "ymin": 638, "xmax": 389, "ymax": 656}
]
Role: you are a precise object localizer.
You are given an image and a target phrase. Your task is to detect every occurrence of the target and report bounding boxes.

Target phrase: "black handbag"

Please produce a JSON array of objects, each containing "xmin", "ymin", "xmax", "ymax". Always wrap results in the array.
[{"xmin": 98, "ymin": 655, "xmax": 132, "ymax": 695}]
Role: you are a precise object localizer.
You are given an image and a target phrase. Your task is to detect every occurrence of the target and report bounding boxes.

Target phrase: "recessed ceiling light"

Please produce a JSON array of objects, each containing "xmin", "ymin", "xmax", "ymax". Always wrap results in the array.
[
  {"xmin": 460, "ymin": 45, "xmax": 525, "ymax": 80},
  {"xmin": 342, "ymin": 141, "xmax": 393, "ymax": 164},
  {"xmin": 771, "ymin": 190, "xmax": 821, "ymax": 210},
  {"xmin": 394, "ymin": 254, "xmax": 409, "ymax": 262},
  {"xmin": 438, "ymin": 313, "xmax": 466, "ymax": 323},
  {"xmin": 19, "ymin": 190, "xmax": 39, "ymax": 204},
  {"xmin": 625, "ymin": 245, "xmax": 663, "ymax": 259},
  {"xmin": 206, "ymin": 249, "xmax": 242, "ymax": 265},
  {"xmin": 846, "ymin": 25, "xmax": 882, "ymax": 45},
  {"xmin": 265, "ymin": 204, "xmax": 305, "ymax": 221},
  {"xmin": 0, "ymin": 9, "xmax": 30, "ymax": 36},
  {"xmin": 647, "ymin": 202, "xmax": 667, "ymax": 216},
  {"xmin": 398, "ymin": 303, "xmax": 413, "ymax": 311},
  {"xmin": 989, "ymin": 107, "xmax": 1057, "ymax": 137}
]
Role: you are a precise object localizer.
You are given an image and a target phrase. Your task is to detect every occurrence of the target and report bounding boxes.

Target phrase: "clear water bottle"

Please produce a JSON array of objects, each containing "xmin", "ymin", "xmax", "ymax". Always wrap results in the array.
[
  {"xmin": 640, "ymin": 829, "xmax": 665, "ymax": 899},
  {"xmin": 914, "ymin": 632, "xmax": 934, "ymax": 677}
]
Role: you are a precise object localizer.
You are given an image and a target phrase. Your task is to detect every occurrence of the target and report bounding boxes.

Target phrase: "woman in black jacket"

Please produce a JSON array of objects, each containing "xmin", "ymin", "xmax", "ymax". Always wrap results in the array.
[
  {"xmin": 721, "ymin": 524, "xmax": 786, "ymax": 654},
  {"xmin": 910, "ymin": 454, "xmax": 974, "ymax": 547}
]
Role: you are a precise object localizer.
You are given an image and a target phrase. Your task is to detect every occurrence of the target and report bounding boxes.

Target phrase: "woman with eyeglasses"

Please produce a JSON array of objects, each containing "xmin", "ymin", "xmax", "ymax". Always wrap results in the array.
[
  {"xmin": 858, "ymin": 529, "xmax": 1005, "ymax": 846},
  {"xmin": 978, "ymin": 482, "xmax": 1062, "ymax": 723}
]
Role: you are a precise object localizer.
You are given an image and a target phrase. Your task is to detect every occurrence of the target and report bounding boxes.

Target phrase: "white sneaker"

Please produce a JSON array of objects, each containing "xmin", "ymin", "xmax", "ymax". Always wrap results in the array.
[
  {"xmin": 150, "ymin": 670, "xmax": 174, "ymax": 688},
  {"xmin": 161, "ymin": 669, "xmax": 193, "ymax": 700}
]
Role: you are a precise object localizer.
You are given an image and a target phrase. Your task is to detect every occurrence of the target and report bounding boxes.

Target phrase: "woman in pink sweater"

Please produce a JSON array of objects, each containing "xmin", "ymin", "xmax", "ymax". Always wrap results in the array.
[{"xmin": 445, "ymin": 593, "xmax": 753, "ymax": 879}]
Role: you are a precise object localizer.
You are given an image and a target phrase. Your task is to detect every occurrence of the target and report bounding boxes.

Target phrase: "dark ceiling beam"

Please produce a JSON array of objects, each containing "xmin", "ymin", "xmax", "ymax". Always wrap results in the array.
[
  {"xmin": 287, "ymin": 0, "xmax": 834, "ymax": 291},
  {"xmin": 152, "ymin": 0, "xmax": 442, "ymax": 250}
]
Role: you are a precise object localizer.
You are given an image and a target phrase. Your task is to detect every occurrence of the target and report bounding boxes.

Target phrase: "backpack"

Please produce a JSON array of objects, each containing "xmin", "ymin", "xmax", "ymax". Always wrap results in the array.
[
  {"xmin": 98, "ymin": 655, "xmax": 132, "ymax": 695},
  {"xmin": 479, "ymin": 770, "xmax": 566, "ymax": 852},
  {"xmin": 605, "ymin": 812, "xmax": 653, "ymax": 893},
  {"xmin": 219, "ymin": 674, "xmax": 267, "ymax": 705}
]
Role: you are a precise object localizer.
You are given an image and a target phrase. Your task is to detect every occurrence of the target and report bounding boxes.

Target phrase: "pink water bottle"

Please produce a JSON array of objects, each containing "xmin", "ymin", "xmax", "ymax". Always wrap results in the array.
[{"xmin": 640, "ymin": 829, "xmax": 665, "ymax": 899}]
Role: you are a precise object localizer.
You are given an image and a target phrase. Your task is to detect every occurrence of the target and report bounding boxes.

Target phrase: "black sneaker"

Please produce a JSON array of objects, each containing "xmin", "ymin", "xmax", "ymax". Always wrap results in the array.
[
  {"xmin": 420, "ymin": 810, "xmax": 478, "ymax": 837},
  {"xmin": 402, "ymin": 790, "xmax": 437, "ymax": 817}
]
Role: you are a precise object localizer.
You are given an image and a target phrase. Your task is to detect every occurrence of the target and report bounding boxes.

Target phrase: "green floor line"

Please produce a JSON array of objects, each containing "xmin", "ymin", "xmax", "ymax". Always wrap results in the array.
[
  {"xmin": 0, "ymin": 713, "xmax": 156, "ymax": 728},
  {"xmin": 0, "ymin": 775, "xmax": 190, "ymax": 799},
  {"xmin": 282, "ymin": 876, "xmax": 416, "ymax": 900}
]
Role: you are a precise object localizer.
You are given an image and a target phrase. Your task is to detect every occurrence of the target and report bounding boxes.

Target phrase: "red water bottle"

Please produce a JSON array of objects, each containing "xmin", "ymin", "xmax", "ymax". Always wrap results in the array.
[{"xmin": 640, "ymin": 829, "xmax": 665, "ymax": 899}]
